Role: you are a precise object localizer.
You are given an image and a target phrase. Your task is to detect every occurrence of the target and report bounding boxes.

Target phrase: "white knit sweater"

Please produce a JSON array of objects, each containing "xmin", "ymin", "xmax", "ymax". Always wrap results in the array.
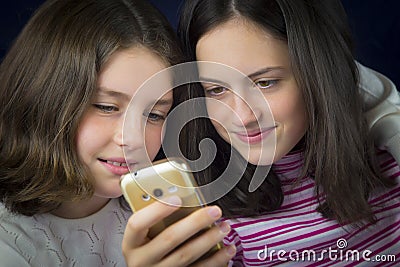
[{"xmin": 0, "ymin": 198, "xmax": 132, "ymax": 267}]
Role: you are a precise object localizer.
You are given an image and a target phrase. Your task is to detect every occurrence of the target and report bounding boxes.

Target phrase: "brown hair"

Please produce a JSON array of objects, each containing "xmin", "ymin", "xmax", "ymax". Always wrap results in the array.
[
  {"xmin": 0, "ymin": 0, "xmax": 182, "ymax": 215},
  {"xmin": 178, "ymin": 0, "xmax": 395, "ymax": 224}
]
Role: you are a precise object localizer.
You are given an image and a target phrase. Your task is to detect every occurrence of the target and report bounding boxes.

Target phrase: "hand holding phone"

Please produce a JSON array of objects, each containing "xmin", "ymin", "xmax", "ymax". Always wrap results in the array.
[
  {"xmin": 120, "ymin": 158, "xmax": 235, "ymax": 266},
  {"xmin": 121, "ymin": 158, "xmax": 208, "ymax": 238}
]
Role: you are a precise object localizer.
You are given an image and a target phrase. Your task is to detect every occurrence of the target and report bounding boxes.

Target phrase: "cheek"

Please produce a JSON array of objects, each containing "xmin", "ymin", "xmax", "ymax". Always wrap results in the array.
[
  {"xmin": 268, "ymin": 87, "xmax": 308, "ymax": 140},
  {"xmin": 206, "ymin": 100, "xmax": 221, "ymax": 121},
  {"xmin": 210, "ymin": 118, "xmax": 230, "ymax": 141},
  {"xmin": 144, "ymin": 125, "xmax": 163, "ymax": 160},
  {"xmin": 76, "ymin": 114, "xmax": 111, "ymax": 163},
  {"xmin": 206, "ymin": 100, "xmax": 230, "ymax": 137},
  {"xmin": 268, "ymin": 83, "xmax": 306, "ymax": 123},
  {"xmin": 76, "ymin": 116, "xmax": 97, "ymax": 162}
]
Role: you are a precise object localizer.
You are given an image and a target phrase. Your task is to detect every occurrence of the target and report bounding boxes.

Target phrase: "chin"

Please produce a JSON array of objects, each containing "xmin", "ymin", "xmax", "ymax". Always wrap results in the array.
[
  {"xmin": 247, "ymin": 156, "xmax": 273, "ymax": 166},
  {"xmin": 236, "ymin": 148, "xmax": 274, "ymax": 166},
  {"xmin": 96, "ymin": 192, "xmax": 123, "ymax": 199},
  {"xmin": 95, "ymin": 186, "xmax": 123, "ymax": 199}
]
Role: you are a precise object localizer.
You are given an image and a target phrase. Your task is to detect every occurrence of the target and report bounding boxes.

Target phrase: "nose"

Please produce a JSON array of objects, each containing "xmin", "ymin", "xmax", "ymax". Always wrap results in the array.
[
  {"xmin": 113, "ymin": 117, "xmax": 124, "ymax": 146},
  {"xmin": 115, "ymin": 113, "xmax": 144, "ymax": 151},
  {"xmin": 231, "ymin": 94, "xmax": 261, "ymax": 128}
]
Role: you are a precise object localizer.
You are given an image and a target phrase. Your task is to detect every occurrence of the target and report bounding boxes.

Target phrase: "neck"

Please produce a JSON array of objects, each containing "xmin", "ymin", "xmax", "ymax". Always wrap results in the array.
[{"xmin": 50, "ymin": 196, "xmax": 111, "ymax": 219}]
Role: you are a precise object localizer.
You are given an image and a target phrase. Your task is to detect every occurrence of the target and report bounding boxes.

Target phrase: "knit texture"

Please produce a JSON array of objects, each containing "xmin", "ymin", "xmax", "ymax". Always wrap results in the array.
[{"xmin": 0, "ymin": 198, "xmax": 132, "ymax": 267}]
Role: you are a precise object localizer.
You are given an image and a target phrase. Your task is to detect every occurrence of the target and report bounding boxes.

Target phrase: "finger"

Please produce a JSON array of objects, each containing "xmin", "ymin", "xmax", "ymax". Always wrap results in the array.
[
  {"xmin": 156, "ymin": 212, "xmax": 231, "ymax": 266},
  {"xmin": 192, "ymin": 244, "xmax": 236, "ymax": 267},
  {"xmin": 149, "ymin": 205, "xmax": 223, "ymax": 258},
  {"xmin": 122, "ymin": 196, "xmax": 182, "ymax": 249}
]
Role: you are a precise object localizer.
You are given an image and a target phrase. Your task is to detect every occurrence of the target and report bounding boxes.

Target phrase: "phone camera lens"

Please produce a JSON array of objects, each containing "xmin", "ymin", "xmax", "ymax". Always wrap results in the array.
[{"xmin": 153, "ymin": 188, "xmax": 163, "ymax": 198}]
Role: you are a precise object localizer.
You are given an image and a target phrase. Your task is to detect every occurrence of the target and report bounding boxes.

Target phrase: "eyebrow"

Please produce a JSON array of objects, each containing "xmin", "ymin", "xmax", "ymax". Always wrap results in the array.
[
  {"xmin": 247, "ymin": 67, "xmax": 285, "ymax": 80},
  {"xmin": 199, "ymin": 66, "xmax": 285, "ymax": 87},
  {"xmin": 98, "ymin": 87, "xmax": 173, "ymax": 107},
  {"xmin": 97, "ymin": 87, "xmax": 131, "ymax": 101},
  {"xmin": 198, "ymin": 77, "xmax": 231, "ymax": 88},
  {"xmin": 154, "ymin": 98, "xmax": 173, "ymax": 106}
]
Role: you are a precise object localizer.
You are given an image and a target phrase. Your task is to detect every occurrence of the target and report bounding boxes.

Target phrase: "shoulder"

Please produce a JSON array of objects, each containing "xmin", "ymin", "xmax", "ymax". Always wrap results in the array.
[
  {"xmin": 376, "ymin": 149, "xmax": 400, "ymax": 180},
  {"xmin": 0, "ymin": 204, "xmax": 37, "ymax": 264},
  {"xmin": 368, "ymin": 149, "xmax": 400, "ymax": 225},
  {"xmin": 357, "ymin": 61, "xmax": 400, "ymax": 109},
  {"xmin": 371, "ymin": 149, "xmax": 400, "ymax": 203},
  {"xmin": 358, "ymin": 62, "xmax": 400, "ymax": 165},
  {"xmin": 0, "ymin": 203, "xmax": 35, "ymax": 238},
  {"xmin": 0, "ymin": 199, "xmax": 131, "ymax": 266}
]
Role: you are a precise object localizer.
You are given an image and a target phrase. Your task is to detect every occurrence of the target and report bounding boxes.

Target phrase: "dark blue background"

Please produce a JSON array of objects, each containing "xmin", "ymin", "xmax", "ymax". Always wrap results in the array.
[{"xmin": 1, "ymin": 0, "xmax": 398, "ymax": 87}]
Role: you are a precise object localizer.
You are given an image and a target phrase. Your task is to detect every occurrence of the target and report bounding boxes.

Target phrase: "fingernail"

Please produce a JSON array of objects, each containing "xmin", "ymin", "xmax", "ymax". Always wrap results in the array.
[
  {"xmin": 208, "ymin": 206, "xmax": 222, "ymax": 219},
  {"xmin": 226, "ymin": 245, "xmax": 236, "ymax": 256},
  {"xmin": 164, "ymin": 195, "xmax": 182, "ymax": 206},
  {"xmin": 218, "ymin": 221, "xmax": 231, "ymax": 234}
]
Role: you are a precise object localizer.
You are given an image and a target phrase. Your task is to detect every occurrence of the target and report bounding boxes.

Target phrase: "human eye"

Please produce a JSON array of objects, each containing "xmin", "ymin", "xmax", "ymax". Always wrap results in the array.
[
  {"xmin": 254, "ymin": 79, "xmax": 278, "ymax": 90},
  {"xmin": 204, "ymin": 86, "xmax": 228, "ymax": 96},
  {"xmin": 143, "ymin": 110, "xmax": 166, "ymax": 124},
  {"xmin": 93, "ymin": 104, "xmax": 119, "ymax": 114}
]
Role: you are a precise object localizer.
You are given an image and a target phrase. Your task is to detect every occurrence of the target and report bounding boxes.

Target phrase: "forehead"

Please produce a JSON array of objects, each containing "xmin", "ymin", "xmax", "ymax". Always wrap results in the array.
[
  {"xmin": 196, "ymin": 19, "xmax": 290, "ymax": 75},
  {"xmin": 97, "ymin": 46, "xmax": 173, "ymax": 102}
]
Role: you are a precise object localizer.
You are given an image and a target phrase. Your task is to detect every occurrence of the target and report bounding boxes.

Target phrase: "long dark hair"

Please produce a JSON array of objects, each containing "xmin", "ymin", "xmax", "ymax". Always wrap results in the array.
[
  {"xmin": 0, "ymin": 0, "xmax": 182, "ymax": 216},
  {"xmin": 178, "ymin": 0, "xmax": 394, "ymax": 224}
]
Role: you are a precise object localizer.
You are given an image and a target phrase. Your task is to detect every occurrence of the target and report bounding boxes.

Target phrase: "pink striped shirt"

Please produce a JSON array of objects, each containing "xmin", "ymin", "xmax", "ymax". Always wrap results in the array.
[{"xmin": 223, "ymin": 149, "xmax": 400, "ymax": 266}]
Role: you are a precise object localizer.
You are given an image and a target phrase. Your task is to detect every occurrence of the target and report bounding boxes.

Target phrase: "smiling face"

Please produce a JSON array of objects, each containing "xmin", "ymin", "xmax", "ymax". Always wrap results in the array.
[
  {"xmin": 196, "ymin": 19, "xmax": 308, "ymax": 165},
  {"xmin": 76, "ymin": 46, "xmax": 173, "ymax": 200}
]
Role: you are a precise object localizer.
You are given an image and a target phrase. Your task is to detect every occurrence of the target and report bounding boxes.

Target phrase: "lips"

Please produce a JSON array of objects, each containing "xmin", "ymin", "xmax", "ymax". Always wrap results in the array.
[
  {"xmin": 103, "ymin": 160, "xmax": 127, "ymax": 167},
  {"xmin": 234, "ymin": 126, "xmax": 276, "ymax": 144},
  {"xmin": 99, "ymin": 158, "xmax": 130, "ymax": 176}
]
